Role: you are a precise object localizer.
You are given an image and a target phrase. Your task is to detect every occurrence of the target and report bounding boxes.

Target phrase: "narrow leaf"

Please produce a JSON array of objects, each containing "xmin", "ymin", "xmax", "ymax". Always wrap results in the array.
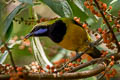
[{"xmin": 0, "ymin": 4, "xmax": 23, "ymax": 45}]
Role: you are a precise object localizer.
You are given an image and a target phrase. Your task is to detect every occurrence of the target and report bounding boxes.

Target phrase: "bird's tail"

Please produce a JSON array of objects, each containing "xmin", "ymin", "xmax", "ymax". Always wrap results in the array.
[{"xmin": 88, "ymin": 47, "xmax": 102, "ymax": 58}]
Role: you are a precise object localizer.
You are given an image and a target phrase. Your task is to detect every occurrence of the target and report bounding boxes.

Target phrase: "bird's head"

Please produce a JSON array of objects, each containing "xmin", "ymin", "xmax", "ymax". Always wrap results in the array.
[{"xmin": 24, "ymin": 19, "xmax": 67, "ymax": 42}]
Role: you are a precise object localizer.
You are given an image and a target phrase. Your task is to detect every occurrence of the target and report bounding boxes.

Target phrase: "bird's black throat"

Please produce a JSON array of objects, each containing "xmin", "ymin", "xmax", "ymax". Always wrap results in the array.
[{"xmin": 48, "ymin": 20, "xmax": 67, "ymax": 43}]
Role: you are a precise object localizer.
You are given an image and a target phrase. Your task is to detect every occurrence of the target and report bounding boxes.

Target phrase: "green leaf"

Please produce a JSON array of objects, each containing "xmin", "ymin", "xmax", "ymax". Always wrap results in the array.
[
  {"xmin": 101, "ymin": 0, "xmax": 112, "ymax": 5},
  {"xmin": 19, "ymin": 0, "xmax": 33, "ymax": 5},
  {"xmin": 40, "ymin": 0, "xmax": 88, "ymax": 21},
  {"xmin": 73, "ymin": 0, "xmax": 85, "ymax": 12},
  {"xmin": 117, "ymin": 33, "xmax": 120, "ymax": 41},
  {"xmin": 5, "ymin": 22, "xmax": 13, "ymax": 42},
  {"xmin": 72, "ymin": 0, "xmax": 97, "ymax": 21},
  {"xmin": 89, "ymin": 18, "xmax": 103, "ymax": 30},
  {"xmin": 66, "ymin": 0, "xmax": 88, "ymax": 21},
  {"xmin": 0, "ymin": 4, "xmax": 23, "ymax": 45},
  {"xmin": 60, "ymin": 1, "xmax": 73, "ymax": 17},
  {"xmin": 39, "ymin": 0, "xmax": 65, "ymax": 17},
  {"xmin": 110, "ymin": 0, "xmax": 120, "ymax": 16}
]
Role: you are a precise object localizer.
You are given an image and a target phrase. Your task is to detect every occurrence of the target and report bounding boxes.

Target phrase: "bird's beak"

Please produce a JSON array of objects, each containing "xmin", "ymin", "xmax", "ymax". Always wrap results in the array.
[{"xmin": 24, "ymin": 33, "xmax": 32, "ymax": 41}]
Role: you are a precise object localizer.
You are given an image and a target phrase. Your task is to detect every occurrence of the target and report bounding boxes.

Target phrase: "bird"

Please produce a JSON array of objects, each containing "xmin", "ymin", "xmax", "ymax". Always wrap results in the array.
[{"xmin": 24, "ymin": 18, "xmax": 102, "ymax": 58}]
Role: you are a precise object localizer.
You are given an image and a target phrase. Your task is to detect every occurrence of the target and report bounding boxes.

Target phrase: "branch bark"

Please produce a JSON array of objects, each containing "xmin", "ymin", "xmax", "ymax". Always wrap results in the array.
[{"xmin": 0, "ymin": 64, "xmax": 105, "ymax": 80}]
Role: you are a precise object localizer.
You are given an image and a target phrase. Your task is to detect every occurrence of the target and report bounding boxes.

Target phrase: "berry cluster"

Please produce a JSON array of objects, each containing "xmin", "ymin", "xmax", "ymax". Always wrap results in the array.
[
  {"xmin": 13, "ymin": 17, "xmax": 58, "ymax": 25},
  {"xmin": 9, "ymin": 36, "xmax": 32, "ymax": 53}
]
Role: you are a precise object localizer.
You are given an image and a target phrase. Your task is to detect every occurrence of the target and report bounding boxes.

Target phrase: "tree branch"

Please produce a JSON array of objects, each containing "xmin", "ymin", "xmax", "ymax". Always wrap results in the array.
[
  {"xmin": 67, "ymin": 58, "xmax": 102, "ymax": 73},
  {"xmin": 4, "ymin": 43, "xmax": 17, "ymax": 72},
  {"xmin": 93, "ymin": 0, "xmax": 120, "ymax": 52},
  {"xmin": 0, "ymin": 64, "xmax": 105, "ymax": 80}
]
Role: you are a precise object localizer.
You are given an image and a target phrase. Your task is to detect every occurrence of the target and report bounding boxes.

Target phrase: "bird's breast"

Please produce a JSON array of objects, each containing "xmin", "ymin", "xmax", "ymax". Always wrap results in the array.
[{"xmin": 57, "ymin": 23, "xmax": 90, "ymax": 52}]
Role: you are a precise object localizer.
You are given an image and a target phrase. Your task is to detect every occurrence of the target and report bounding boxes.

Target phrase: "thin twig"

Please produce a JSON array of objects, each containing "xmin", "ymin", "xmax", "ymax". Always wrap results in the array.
[
  {"xmin": 4, "ymin": 43, "xmax": 17, "ymax": 72},
  {"xmin": 55, "ymin": 48, "xmax": 89, "ymax": 73},
  {"xmin": 98, "ymin": 65, "xmax": 113, "ymax": 80},
  {"xmin": 93, "ymin": 0, "xmax": 120, "ymax": 53},
  {"xmin": 67, "ymin": 48, "xmax": 120, "ymax": 73},
  {"xmin": 67, "ymin": 58, "xmax": 102, "ymax": 73}
]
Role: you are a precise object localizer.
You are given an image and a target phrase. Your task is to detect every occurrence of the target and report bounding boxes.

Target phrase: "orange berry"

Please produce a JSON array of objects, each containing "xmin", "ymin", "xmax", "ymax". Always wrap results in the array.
[
  {"xmin": 51, "ymin": 69, "xmax": 54, "ymax": 73},
  {"xmin": 110, "ymin": 61, "xmax": 114, "ymax": 66},
  {"xmin": 9, "ymin": 78, "xmax": 14, "ymax": 80},
  {"xmin": 6, "ymin": 64, "xmax": 10, "ymax": 66},
  {"xmin": 75, "ymin": 18, "xmax": 80, "ymax": 24},
  {"xmin": 109, "ymin": 6, "xmax": 112, "ymax": 9},
  {"xmin": 65, "ymin": 59, "xmax": 69, "ymax": 62},
  {"xmin": 64, "ymin": 68, "xmax": 70, "ymax": 71},
  {"xmin": 46, "ymin": 65, "xmax": 50, "ymax": 69},
  {"xmin": 90, "ymin": 5, "xmax": 94, "ymax": 11},
  {"xmin": 111, "ymin": 56, "xmax": 115, "ymax": 60},
  {"xmin": 53, "ymin": 61, "xmax": 59, "ymax": 65},
  {"xmin": 59, "ymin": 71, "xmax": 63, "ymax": 75},
  {"xmin": 109, "ymin": 74, "xmax": 114, "ymax": 77},
  {"xmin": 116, "ymin": 24, "xmax": 120, "ymax": 28},
  {"xmin": 82, "ymin": 24, "xmax": 87, "ymax": 28},
  {"xmin": 96, "ymin": 12, "xmax": 101, "ymax": 17},
  {"xmin": 102, "ymin": 3, "xmax": 107, "ymax": 9},
  {"xmin": 51, "ymin": 66, "xmax": 55, "ymax": 70},
  {"xmin": 92, "ymin": 10, "xmax": 98, "ymax": 14},
  {"xmin": 60, "ymin": 59, "xmax": 65, "ymax": 63},
  {"xmin": 17, "ymin": 72, "xmax": 23, "ymax": 76},
  {"xmin": 74, "ymin": 17, "xmax": 78, "ymax": 20},
  {"xmin": 84, "ymin": 1, "xmax": 88, "ymax": 6},
  {"xmin": 102, "ymin": 30, "xmax": 106, "ymax": 34},
  {"xmin": 101, "ymin": 51, "xmax": 108, "ymax": 57},
  {"xmin": 24, "ymin": 40, "xmax": 31, "ymax": 46},
  {"xmin": 98, "ymin": 28, "xmax": 102, "ymax": 33},
  {"xmin": 41, "ymin": 70, "xmax": 45, "ymax": 73},
  {"xmin": 112, "ymin": 69, "xmax": 117, "ymax": 74},
  {"xmin": 105, "ymin": 51, "xmax": 108, "ymax": 54},
  {"xmin": 90, "ymin": 0, "xmax": 93, "ymax": 3},
  {"xmin": 74, "ymin": 64, "xmax": 79, "ymax": 67},
  {"xmin": 86, "ymin": 5, "xmax": 90, "ymax": 9},
  {"xmin": 68, "ymin": 63, "xmax": 73, "ymax": 66},
  {"xmin": 106, "ymin": 40, "xmax": 110, "ymax": 44},
  {"xmin": 28, "ymin": 47, "xmax": 32, "ymax": 53},
  {"xmin": 104, "ymin": 12, "xmax": 107, "ymax": 15},
  {"xmin": 17, "ymin": 67, "xmax": 23, "ymax": 72},
  {"xmin": 76, "ymin": 58, "xmax": 81, "ymax": 62}
]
